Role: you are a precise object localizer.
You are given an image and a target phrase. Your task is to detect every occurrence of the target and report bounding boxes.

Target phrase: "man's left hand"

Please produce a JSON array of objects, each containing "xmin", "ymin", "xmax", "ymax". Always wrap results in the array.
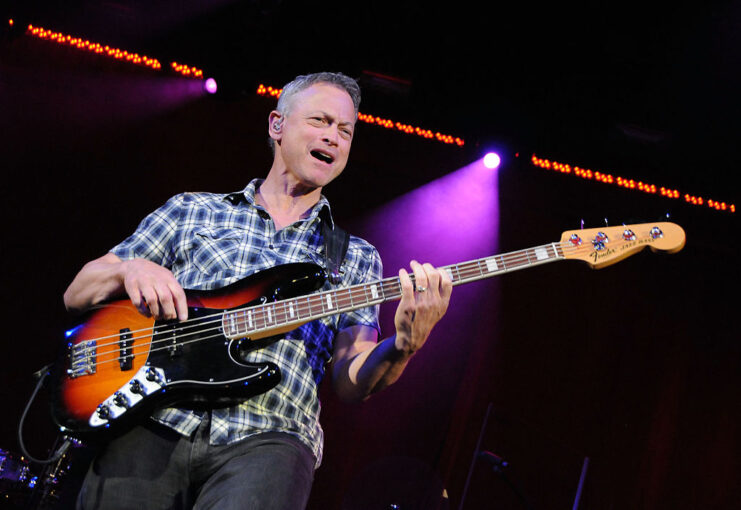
[{"xmin": 394, "ymin": 260, "xmax": 453, "ymax": 355}]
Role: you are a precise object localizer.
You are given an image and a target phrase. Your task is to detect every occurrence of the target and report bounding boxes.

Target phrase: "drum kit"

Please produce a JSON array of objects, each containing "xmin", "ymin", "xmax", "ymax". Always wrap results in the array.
[
  {"xmin": 0, "ymin": 448, "xmax": 36, "ymax": 509},
  {"xmin": 0, "ymin": 438, "xmax": 83, "ymax": 510}
]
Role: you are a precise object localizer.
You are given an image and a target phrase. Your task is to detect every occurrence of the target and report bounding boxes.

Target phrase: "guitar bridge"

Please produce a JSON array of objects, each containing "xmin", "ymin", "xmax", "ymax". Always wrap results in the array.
[{"xmin": 68, "ymin": 340, "xmax": 97, "ymax": 378}]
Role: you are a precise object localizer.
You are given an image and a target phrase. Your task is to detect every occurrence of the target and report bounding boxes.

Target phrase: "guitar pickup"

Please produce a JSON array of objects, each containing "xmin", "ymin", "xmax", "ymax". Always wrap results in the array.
[
  {"xmin": 119, "ymin": 328, "xmax": 133, "ymax": 371},
  {"xmin": 160, "ymin": 323, "xmax": 181, "ymax": 358}
]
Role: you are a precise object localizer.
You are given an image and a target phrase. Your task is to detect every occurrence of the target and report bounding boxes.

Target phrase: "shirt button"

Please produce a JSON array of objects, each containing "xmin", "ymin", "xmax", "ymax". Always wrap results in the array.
[{"xmin": 269, "ymin": 244, "xmax": 274, "ymax": 250}]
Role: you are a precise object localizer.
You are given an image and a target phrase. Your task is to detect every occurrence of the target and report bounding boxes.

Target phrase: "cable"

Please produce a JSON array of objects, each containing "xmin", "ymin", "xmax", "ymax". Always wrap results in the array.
[{"xmin": 17, "ymin": 365, "xmax": 73, "ymax": 465}]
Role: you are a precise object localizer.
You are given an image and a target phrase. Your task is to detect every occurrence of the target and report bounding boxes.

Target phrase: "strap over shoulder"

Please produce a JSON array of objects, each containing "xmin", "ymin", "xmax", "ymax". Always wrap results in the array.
[{"xmin": 321, "ymin": 220, "xmax": 350, "ymax": 286}]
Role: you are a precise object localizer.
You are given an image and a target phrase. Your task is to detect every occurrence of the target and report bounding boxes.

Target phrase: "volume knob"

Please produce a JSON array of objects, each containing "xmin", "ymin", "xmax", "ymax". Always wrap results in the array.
[
  {"xmin": 96, "ymin": 405, "xmax": 111, "ymax": 420},
  {"xmin": 113, "ymin": 391, "xmax": 130, "ymax": 408},
  {"xmin": 130, "ymin": 379, "xmax": 143, "ymax": 394}
]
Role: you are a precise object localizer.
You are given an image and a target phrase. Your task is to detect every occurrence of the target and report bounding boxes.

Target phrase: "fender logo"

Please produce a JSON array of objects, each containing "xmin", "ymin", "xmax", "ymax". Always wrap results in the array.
[
  {"xmin": 591, "ymin": 237, "xmax": 656, "ymax": 261},
  {"xmin": 591, "ymin": 248, "xmax": 616, "ymax": 262}
]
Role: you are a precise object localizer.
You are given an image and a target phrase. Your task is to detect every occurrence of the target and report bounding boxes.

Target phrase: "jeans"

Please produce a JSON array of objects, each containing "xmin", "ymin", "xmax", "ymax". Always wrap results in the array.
[{"xmin": 76, "ymin": 414, "xmax": 315, "ymax": 510}]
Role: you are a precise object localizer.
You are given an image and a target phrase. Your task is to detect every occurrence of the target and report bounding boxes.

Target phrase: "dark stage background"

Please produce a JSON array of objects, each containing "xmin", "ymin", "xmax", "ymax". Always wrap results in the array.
[{"xmin": 1, "ymin": 2, "xmax": 739, "ymax": 509}]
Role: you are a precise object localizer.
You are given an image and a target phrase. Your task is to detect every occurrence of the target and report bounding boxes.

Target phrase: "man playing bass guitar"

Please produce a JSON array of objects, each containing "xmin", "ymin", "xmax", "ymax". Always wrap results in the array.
[{"xmin": 63, "ymin": 72, "xmax": 453, "ymax": 510}]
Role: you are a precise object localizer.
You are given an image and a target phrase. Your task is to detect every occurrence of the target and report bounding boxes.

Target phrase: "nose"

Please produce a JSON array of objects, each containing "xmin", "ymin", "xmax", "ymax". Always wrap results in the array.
[{"xmin": 322, "ymin": 125, "xmax": 339, "ymax": 146}]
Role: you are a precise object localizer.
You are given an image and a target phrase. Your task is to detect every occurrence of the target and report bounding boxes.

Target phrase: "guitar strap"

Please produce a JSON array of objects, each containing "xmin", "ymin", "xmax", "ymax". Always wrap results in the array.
[{"xmin": 321, "ymin": 219, "xmax": 349, "ymax": 286}]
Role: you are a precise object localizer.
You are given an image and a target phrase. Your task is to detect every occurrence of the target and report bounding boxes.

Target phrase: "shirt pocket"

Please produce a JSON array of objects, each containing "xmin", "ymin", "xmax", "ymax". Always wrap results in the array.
[{"xmin": 191, "ymin": 227, "xmax": 244, "ymax": 277}]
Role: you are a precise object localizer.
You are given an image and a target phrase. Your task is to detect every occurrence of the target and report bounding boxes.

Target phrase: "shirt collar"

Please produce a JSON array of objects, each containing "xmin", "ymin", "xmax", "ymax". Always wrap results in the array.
[{"xmin": 224, "ymin": 179, "xmax": 335, "ymax": 229}]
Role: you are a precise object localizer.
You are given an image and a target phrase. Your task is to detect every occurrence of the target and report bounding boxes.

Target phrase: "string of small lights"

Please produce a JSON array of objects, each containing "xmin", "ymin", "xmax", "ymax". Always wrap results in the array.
[
  {"xmin": 256, "ymin": 84, "xmax": 466, "ymax": 147},
  {"xmin": 531, "ymin": 154, "xmax": 735, "ymax": 213},
  {"xmin": 9, "ymin": 19, "xmax": 734, "ymax": 212},
  {"xmin": 21, "ymin": 22, "xmax": 204, "ymax": 78}
]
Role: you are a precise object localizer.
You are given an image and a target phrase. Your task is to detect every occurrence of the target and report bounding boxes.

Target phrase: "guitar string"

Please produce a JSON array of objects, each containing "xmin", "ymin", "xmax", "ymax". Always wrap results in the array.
[
  {"xmin": 75, "ymin": 239, "xmax": 574, "ymax": 355},
  {"xmin": 74, "ymin": 240, "xmax": 604, "ymax": 371},
  {"xmin": 72, "ymin": 235, "xmax": 649, "ymax": 371},
  {"xmin": 70, "ymin": 238, "xmax": 596, "ymax": 371}
]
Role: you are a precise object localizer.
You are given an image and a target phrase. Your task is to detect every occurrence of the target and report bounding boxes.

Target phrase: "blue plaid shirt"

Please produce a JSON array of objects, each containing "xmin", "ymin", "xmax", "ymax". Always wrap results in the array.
[{"xmin": 111, "ymin": 179, "xmax": 382, "ymax": 465}]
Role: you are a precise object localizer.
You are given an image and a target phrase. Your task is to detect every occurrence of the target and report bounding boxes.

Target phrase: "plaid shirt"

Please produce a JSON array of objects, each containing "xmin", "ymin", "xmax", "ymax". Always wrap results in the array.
[{"xmin": 111, "ymin": 179, "xmax": 382, "ymax": 465}]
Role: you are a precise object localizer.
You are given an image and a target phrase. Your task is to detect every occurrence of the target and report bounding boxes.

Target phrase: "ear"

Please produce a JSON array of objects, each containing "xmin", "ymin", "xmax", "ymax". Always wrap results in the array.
[{"xmin": 268, "ymin": 111, "xmax": 284, "ymax": 142}]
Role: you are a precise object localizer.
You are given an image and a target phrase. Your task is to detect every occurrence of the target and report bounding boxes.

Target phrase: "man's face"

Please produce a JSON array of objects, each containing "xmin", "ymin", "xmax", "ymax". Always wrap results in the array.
[{"xmin": 274, "ymin": 83, "xmax": 356, "ymax": 189}]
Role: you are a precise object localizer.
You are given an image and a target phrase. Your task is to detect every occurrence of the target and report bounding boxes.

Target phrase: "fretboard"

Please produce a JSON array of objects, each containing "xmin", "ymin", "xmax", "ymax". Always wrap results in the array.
[{"xmin": 222, "ymin": 242, "xmax": 565, "ymax": 339}]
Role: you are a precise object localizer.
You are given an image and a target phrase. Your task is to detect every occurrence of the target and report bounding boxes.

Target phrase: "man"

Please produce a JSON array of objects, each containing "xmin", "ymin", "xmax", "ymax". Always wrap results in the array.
[{"xmin": 64, "ymin": 72, "xmax": 452, "ymax": 509}]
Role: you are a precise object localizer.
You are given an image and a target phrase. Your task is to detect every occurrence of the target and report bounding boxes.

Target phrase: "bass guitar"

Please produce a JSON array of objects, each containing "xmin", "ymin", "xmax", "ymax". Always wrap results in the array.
[{"xmin": 51, "ymin": 222, "xmax": 685, "ymax": 437}]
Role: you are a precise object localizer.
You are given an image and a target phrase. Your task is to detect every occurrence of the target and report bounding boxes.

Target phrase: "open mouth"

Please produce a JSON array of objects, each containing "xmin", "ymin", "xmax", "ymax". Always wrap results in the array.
[{"xmin": 310, "ymin": 150, "xmax": 335, "ymax": 164}]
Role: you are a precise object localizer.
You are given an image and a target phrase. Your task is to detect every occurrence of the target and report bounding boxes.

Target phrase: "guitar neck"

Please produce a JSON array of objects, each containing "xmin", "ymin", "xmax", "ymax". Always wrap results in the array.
[
  {"xmin": 441, "ymin": 241, "xmax": 564, "ymax": 288},
  {"xmin": 223, "ymin": 242, "xmax": 564, "ymax": 339}
]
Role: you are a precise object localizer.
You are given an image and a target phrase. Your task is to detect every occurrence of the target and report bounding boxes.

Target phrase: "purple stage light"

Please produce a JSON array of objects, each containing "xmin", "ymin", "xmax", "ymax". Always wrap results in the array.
[
  {"xmin": 204, "ymin": 77, "xmax": 218, "ymax": 94},
  {"xmin": 483, "ymin": 152, "xmax": 501, "ymax": 169}
]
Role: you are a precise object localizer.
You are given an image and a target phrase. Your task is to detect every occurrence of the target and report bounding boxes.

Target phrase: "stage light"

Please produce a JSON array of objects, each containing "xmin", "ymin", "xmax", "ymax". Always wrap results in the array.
[
  {"xmin": 204, "ymin": 77, "xmax": 217, "ymax": 94},
  {"xmin": 483, "ymin": 152, "xmax": 501, "ymax": 169},
  {"xmin": 256, "ymin": 84, "xmax": 466, "ymax": 147},
  {"xmin": 531, "ymin": 154, "xmax": 735, "ymax": 214}
]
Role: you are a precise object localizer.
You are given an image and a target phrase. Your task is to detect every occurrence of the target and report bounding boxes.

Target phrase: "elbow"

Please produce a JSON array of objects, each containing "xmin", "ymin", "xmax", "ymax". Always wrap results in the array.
[
  {"xmin": 63, "ymin": 287, "xmax": 85, "ymax": 315},
  {"xmin": 333, "ymin": 381, "xmax": 370, "ymax": 404},
  {"xmin": 63, "ymin": 286, "xmax": 77, "ymax": 313},
  {"xmin": 333, "ymin": 375, "xmax": 393, "ymax": 404}
]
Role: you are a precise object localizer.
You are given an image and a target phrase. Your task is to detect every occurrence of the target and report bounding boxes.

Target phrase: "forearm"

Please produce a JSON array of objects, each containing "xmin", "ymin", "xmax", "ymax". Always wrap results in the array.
[
  {"xmin": 63, "ymin": 253, "xmax": 126, "ymax": 313},
  {"xmin": 332, "ymin": 261, "xmax": 452, "ymax": 402},
  {"xmin": 354, "ymin": 334, "xmax": 415, "ymax": 395},
  {"xmin": 333, "ymin": 330, "xmax": 415, "ymax": 402}
]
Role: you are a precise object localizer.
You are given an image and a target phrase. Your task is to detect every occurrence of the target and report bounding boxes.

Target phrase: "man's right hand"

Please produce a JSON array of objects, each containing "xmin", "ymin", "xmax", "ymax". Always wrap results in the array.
[
  {"xmin": 121, "ymin": 258, "xmax": 188, "ymax": 320},
  {"xmin": 64, "ymin": 253, "xmax": 188, "ymax": 321}
]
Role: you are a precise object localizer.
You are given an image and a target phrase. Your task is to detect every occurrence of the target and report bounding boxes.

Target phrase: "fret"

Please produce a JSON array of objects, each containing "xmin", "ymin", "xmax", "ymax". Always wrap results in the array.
[
  {"xmin": 277, "ymin": 301, "xmax": 287, "ymax": 325},
  {"xmin": 302, "ymin": 296, "xmax": 311, "ymax": 320},
  {"xmin": 309, "ymin": 295, "xmax": 322, "ymax": 318},
  {"xmin": 350, "ymin": 286, "xmax": 365, "ymax": 308},
  {"xmin": 515, "ymin": 251, "xmax": 529, "ymax": 268},
  {"xmin": 236, "ymin": 309, "xmax": 244, "ymax": 334},
  {"xmin": 347, "ymin": 287, "xmax": 355, "ymax": 309},
  {"xmin": 337, "ymin": 288, "xmax": 352, "ymax": 311},
  {"xmin": 475, "ymin": 259, "xmax": 486, "ymax": 279},
  {"xmin": 390, "ymin": 279, "xmax": 399, "ymax": 299},
  {"xmin": 454, "ymin": 262, "xmax": 467, "ymax": 281},
  {"xmin": 255, "ymin": 306, "xmax": 266, "ymax": 331}
]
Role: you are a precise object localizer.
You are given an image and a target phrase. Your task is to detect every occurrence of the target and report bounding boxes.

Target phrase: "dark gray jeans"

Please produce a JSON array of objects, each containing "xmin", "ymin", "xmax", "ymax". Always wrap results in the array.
[{"xmin": 76, "ymin": 414, "xmax": 315, "ymax": 510}]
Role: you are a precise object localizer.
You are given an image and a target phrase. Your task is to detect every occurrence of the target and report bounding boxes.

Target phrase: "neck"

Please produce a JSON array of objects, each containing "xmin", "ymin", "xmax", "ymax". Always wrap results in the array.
[{"xmin": 257, "ymin": 168, "xmax": 322, "ymax": 229}]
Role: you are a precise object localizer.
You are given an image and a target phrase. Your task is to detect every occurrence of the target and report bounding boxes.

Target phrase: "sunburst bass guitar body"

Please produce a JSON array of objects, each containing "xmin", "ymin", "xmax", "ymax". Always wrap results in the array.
[{"xmin": 51, "ymin": 263, "xmax": 325, "ymax": 437}]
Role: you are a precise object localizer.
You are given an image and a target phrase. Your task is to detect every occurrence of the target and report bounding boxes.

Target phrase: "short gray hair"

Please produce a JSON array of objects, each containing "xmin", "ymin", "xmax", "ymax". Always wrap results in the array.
[
  {"xmin": 269, "ymin": 72, "xmax": 361, "ymax": 151},
  {"xmin": 277, "ymin": 72, "xmax": 361, "ymax": 117}
]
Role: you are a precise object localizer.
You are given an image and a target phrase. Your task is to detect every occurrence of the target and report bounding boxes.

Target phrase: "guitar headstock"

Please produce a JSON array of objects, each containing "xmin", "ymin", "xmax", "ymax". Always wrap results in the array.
[{"xmin": 560, "ymin": 222, "xmax": 686, "ymax": 269}]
